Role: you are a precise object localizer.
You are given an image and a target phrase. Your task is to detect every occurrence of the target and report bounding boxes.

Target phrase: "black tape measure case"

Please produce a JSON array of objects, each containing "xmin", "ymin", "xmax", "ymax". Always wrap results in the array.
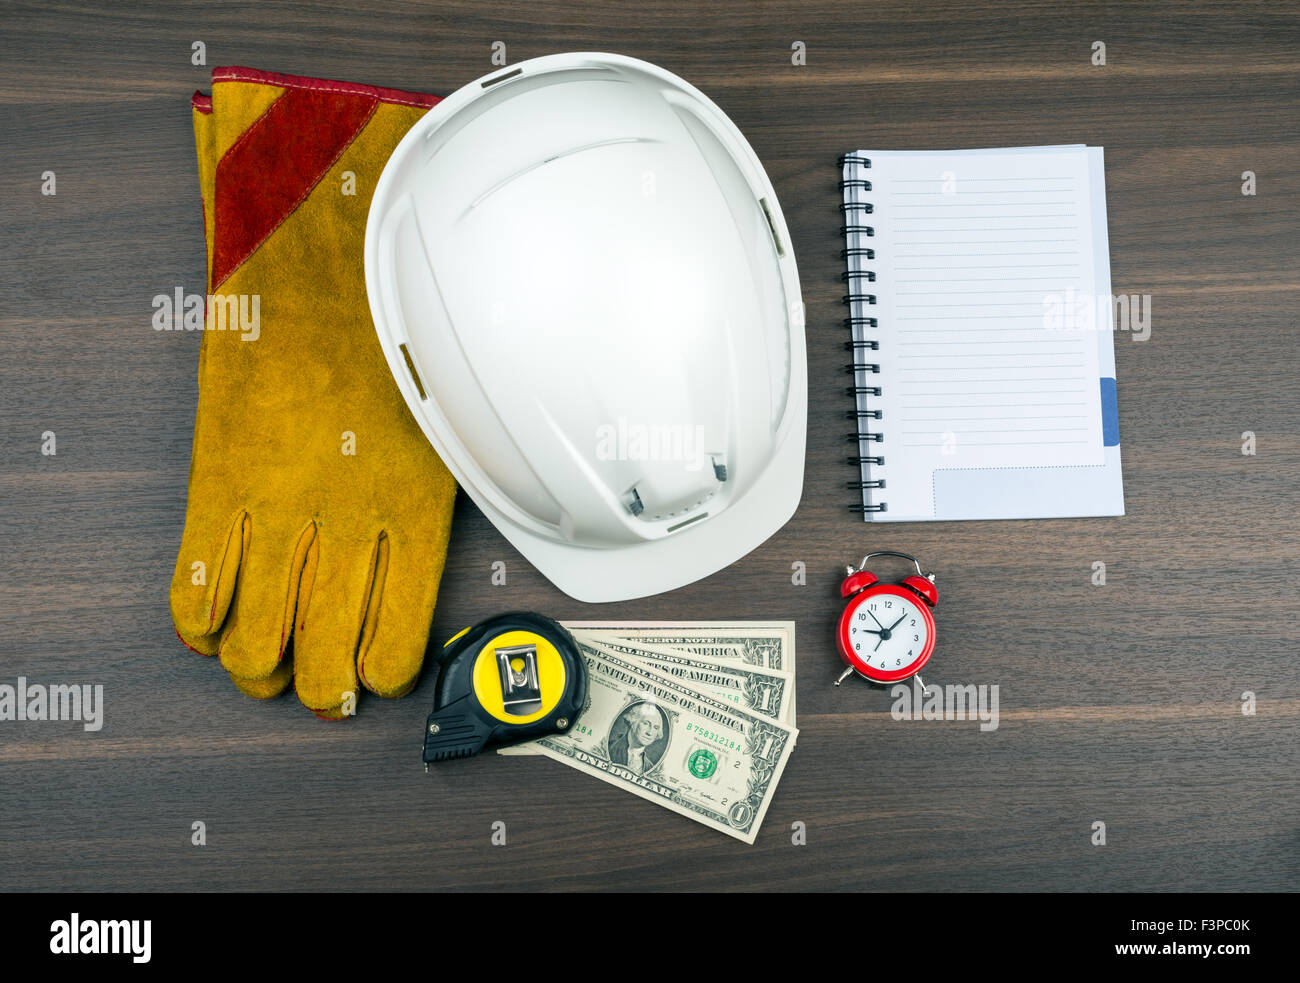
[{"xmin": 424, "ymin": 612, "xmax": 588, "ymax": 763}]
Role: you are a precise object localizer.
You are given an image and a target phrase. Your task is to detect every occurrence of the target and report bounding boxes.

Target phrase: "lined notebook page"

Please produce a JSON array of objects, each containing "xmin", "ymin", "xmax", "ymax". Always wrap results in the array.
[{"xmin": 848, "ymin": 147, "xmax": 1108, "ymax": 518}]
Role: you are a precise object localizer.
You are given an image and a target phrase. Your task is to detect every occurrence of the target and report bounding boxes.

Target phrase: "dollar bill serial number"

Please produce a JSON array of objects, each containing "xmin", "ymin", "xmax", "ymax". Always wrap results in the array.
[{"xmin": 684, "ymin": 722, "xmax": 741, "ymax": 752}]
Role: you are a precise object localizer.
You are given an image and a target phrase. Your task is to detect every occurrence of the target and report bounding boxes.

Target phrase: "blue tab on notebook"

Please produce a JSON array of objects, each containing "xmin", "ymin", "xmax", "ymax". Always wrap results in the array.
[{"xmin": 1100, "ymin": 377, "xmax": 1119, "ymax": 447}]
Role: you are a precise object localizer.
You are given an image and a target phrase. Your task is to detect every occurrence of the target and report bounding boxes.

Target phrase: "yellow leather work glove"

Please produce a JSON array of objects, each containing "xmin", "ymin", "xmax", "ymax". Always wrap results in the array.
[{"xmin": 170, "ymin": 68, "xmax": 457, "ymax": 718}]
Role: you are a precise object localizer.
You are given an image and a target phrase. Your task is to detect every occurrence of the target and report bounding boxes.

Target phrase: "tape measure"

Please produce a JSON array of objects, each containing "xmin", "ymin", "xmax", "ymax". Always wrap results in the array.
[{"xmin": 423, "ymin": 612, "xmax": 588, "ymax": 764}]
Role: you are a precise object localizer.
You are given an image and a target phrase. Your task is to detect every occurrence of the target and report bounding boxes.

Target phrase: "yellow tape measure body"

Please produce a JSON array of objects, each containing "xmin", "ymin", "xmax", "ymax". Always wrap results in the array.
[{"xmin": 424, "ymin": 613, "xmax": 587, "ymax": 763}]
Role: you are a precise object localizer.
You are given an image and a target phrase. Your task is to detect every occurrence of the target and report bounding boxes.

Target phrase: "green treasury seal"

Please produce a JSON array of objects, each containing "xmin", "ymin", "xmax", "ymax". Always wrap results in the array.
[{"xmin": 688, "ymin": 748, "xmax": 718, "ymax": 779}]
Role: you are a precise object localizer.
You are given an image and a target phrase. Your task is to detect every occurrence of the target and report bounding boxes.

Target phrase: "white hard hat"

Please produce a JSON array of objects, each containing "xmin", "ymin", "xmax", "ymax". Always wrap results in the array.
[{"xmin": 364, "ymin": 52, "xmax": 806, "ymax": 602}]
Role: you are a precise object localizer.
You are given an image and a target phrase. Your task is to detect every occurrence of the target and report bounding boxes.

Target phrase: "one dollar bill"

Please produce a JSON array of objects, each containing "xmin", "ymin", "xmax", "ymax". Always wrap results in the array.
[
  {"xmin": 566, "ymin": 622, "xmax": 796, "ymax": 674},
  {"xmin": 575, "ymin": 622, "xmax": 797, "ymax": 718},
  {"xmin": 515, "ymin": 640, "xmax": 798, "ymax": 844},
  {"xmin": 502, "ymin": 622, "xmax": 798, "ymax": 754},
  {"xmin": 569, "ymin": 633, "xmax": 795, "ymax": 724}
]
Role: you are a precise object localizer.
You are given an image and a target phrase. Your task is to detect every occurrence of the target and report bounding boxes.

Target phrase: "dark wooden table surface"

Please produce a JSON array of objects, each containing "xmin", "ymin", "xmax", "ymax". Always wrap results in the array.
[{"xmin": 2, "ymin": 0, "xmax": 1297, "ymax": 892}]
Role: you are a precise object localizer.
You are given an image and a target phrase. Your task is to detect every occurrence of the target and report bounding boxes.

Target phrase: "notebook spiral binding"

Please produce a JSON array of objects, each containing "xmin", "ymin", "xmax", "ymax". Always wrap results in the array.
[{"xmin": 838, "ymin": 154, "xmax": 886, "ymax": 513}]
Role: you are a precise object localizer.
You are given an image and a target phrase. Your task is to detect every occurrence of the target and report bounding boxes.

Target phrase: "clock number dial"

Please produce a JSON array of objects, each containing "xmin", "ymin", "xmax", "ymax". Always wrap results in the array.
[{"xmin": 844, "ymin": 586, "xmax": 933, "ymax": 680}]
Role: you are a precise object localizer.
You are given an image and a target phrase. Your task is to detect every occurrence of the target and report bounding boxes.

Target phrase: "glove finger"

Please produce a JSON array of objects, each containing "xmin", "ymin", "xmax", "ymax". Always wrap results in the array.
[
  {"xmin": 292, "ymin": 533, "xmax": 385, "ymax": 717},
  {"xmin": 217, "ymin": 518, "xmax": 316, "ymax": 684},
  {"xmin": 229, "ymin": 646, "xmax": 295, "ymax": 699},
  {"xmin": 224, "ymin": 531, "xmax": 315, "ymax": 698},
  {"xmin": 171, "ymin": 509, "xmax": 249, "ymax": 654},
  {"xmin": 357, "ymin": 531, "xmax": 443, "ymax": 699}
]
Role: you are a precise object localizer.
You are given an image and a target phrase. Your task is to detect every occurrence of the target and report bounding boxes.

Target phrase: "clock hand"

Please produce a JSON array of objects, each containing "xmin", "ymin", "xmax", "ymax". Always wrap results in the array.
[
  {"xmin": 887, "ymin": 613, "xmax": 907, "ymax": 631},
  {"xmin": 868, "ymin": 610, "xmax": 886, "ymax": 630},
  {"xmin": 873, "ymin": 636, "xmax": 884, "ymax": 652}
]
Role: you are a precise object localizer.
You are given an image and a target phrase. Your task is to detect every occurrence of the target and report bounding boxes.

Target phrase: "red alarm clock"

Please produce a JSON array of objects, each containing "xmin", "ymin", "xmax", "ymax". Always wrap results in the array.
[{"xmin": 835, "ymin": 551, "xmax": 937, "ymax": 687}]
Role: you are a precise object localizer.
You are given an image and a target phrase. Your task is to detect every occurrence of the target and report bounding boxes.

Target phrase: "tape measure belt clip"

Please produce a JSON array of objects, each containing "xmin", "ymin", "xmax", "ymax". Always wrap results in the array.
[{"xmin": 495, "ymin": 643, "xmax": 543, "ymax": 715}]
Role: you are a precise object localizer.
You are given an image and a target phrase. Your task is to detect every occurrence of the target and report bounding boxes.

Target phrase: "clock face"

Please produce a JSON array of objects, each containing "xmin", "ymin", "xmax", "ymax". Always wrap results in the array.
[{"xmin": 840, "ymin": 584, "xmax": 935, "ymax": 681}]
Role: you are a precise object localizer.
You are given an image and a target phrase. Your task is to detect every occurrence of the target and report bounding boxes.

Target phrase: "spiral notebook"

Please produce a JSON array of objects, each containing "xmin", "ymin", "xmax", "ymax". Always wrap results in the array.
[{"xmin": 839, "ymin": 145, "xmax": 1124, "ymax": 521}]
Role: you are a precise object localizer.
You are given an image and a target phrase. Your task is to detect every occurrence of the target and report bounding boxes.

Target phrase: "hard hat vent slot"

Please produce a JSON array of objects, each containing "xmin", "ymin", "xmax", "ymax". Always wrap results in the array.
[
  {"xmin": 624, "ymin": 487, "xmax": 645, "ymax": 517},
  {"xmin": 666, "ymin": 512, "xmax": 710, "ymax": 534},
  {"xmin": 399, "ymin": 344, "xmax": 428, "ymax": 401},
  {"xmin": 759, "ymin": 197, "xmax": 785, "ymax": 258},
  {"xmin": 481, "ymin": 67, "xmax": 523, "ymax": 88}
]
